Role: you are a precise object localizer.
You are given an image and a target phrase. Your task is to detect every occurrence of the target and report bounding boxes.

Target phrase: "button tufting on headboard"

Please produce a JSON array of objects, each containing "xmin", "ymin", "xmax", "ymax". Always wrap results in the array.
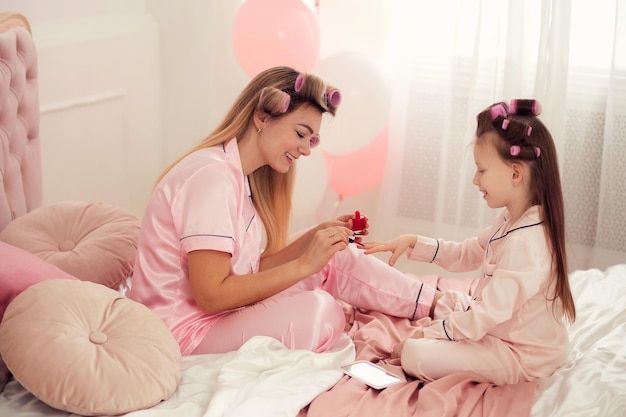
[{"xmin": 0, "ymin": 13, "xmax": 42, "ymax": 232}]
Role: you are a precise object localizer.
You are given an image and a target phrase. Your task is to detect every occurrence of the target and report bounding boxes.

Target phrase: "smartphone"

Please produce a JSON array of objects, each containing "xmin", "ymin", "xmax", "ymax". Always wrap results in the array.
[{"xmin": 340, "ymin": 360, "xmax": 405, "ymax": 390}]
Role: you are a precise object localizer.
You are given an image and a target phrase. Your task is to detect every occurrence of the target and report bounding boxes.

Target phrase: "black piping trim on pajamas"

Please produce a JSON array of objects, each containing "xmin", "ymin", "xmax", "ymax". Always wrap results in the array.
[
  {"xmin": 410, "ymin": 282, "xmax": 424, "ymax": 320},
  {"xmin": 442, "ymin": 320, "xmax": 453, "ymax": 340},
  {"xmin": 180, "ymin": 233, "xmax": 234, "ymax": 242},
  {"xmin": 245, "ymin": 175, "xmax": 255, "ymax": 231},
  {"xmin": 430, "ymin": 239, "xmax": 440, "ymax": 263},
  {"xmin": 486, "ymin": 220, "xmax": 544, "ymax": 258}
]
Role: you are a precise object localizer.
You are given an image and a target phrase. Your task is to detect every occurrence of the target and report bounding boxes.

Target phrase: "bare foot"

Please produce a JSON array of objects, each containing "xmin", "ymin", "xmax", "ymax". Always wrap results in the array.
[{"xmin": 391, "ymin": 340, "xmax": 405, "ymax": 359}]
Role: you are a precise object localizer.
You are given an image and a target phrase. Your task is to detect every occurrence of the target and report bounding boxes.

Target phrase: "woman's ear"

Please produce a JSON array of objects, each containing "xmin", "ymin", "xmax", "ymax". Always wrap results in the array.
[{"xmin": 253, "ymin": 111, "xmax": 267, "ymax": 131}]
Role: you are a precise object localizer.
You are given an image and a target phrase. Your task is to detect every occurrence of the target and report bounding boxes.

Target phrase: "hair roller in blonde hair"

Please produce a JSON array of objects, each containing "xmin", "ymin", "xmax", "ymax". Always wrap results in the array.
[
  {"xmin": 294, "ymin": 73, "xmax": 305, "ymax": 92},
  {"xmin": 279, "ymin": 94, "xmax": 290, "ymax": 113},
  {"xmin": 327, "ymin": 88, "xmax": 341, "ymax": 107},
  {"xmin": 259, "ymin": 87, "xmax": 291, "ymax": 115}
]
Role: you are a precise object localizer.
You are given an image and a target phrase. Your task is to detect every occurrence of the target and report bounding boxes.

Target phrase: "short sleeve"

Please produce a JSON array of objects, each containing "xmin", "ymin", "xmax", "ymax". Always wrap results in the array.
[{"xmin": 171, "ymin": 164, "xmax": 241, "ymax": 255}]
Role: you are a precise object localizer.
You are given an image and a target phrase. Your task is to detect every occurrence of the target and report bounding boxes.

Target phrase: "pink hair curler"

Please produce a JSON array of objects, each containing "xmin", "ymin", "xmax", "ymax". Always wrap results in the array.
[
  {"xmin": 534, "ymin": 147, "xmax": 541, "ymax": 157},
  {"xmin": 490, "ymin": 103, "xmax": 507, "ymax": 120},
  {"xmin": 280, "ymin": 94, "xmax": 290, "ymax": 113},
  {"xmin": 328, "ymin": 89, "xmax": 341, "ymax": 107},
  {"xmin": 527, "ymin": 126, "xmax": 533, "ymax": 136},
  {"xmin": 502, "ymin": 119, "xmax": 510, "ymax": 130},
  {"xmin": 531, "ymin": 101, "xmax": 540, "ymax": 115},
  {"xmin": 295, "ymin": 74, "xmax": 305, "ymax": 92},
  {"xmin": 510, "ymin": 145, "xmax": 521, "ymax": 156}
]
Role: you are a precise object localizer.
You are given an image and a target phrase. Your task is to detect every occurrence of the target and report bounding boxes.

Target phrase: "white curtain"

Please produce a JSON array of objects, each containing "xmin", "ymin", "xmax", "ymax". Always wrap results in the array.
[{"xmin": 374, "ymin": 0, "xmax": 626, "ymax": 271}]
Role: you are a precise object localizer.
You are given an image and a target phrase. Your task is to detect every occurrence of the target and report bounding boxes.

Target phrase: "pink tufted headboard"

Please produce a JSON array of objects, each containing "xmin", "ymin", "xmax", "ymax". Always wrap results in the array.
[{"xmin": 0, "ymin": 13, "xmax": 42, "ymax": 232}]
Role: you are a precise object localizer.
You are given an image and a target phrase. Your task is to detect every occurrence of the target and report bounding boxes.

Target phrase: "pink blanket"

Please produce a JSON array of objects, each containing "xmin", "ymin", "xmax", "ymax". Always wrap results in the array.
[{"xmin": 299, "ymin": 276, "xmax": 537, "ymax": 417}]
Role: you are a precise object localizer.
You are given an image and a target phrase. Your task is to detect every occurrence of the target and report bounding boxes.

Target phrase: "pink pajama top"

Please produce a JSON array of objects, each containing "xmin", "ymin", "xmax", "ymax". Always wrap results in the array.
[
  {"xmin": 130, "ymin": 139, "xmax": 262, "ymax": 355},
  {"xmin": 408, "ymin": 206, "xmax": 569, "ymax": 378}
]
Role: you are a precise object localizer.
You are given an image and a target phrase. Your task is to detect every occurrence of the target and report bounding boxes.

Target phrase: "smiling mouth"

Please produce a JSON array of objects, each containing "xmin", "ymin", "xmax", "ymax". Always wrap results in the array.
[{"xmin": 286, "ymin": 152, "xmax": 296, "ymax": 162}]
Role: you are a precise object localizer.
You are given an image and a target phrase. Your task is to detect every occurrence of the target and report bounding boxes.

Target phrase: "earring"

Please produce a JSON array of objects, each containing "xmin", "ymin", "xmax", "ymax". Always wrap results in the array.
[{"xmin": 257, "ymin": 127, "xmax": 261, "ymax": 133}]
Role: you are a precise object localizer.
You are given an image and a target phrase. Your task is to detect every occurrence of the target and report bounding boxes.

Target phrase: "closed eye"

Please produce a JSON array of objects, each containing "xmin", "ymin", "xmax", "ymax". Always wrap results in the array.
[{"xmin": 297, "ymin": 131, "xmax": 320, "ymax": 148}]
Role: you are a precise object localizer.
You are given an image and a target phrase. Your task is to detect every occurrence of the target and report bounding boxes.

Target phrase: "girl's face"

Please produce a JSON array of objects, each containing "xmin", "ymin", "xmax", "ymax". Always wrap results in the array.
[
  {"xmin": 472, "ymin": 134, "xmax": 515, "ymax": 209},
  {"xmin": 259, "ymin": 104, "xmax": 322, "ymax": 174}
]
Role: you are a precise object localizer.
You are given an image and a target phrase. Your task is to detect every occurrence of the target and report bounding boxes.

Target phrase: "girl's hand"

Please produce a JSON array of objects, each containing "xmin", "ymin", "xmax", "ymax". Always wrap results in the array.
[
  {"xmin": 298, "ymin": 226, "xmax": 354, "ymax": 275},
  {"xmin": 361, "ymin": 234, "xmax": 416, "ymax": 266}
]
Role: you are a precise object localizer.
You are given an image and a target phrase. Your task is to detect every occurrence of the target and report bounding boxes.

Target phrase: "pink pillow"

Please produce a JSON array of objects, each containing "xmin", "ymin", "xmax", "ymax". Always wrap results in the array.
[
  {"xmin": 0, "ymin": 201, "xmax": 140, "ymax": 289},
  {"xmin": 0, "ymin": 279, "xmax": 182, "ymax": 415},
  {"xmin": 0, "ymin": 241, "xmax": 76, "ymax": 323}
]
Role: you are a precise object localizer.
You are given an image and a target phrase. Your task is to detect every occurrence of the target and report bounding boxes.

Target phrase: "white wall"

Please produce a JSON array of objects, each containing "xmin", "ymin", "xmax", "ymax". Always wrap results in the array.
[
  {"xmin": 1, "ymin": 0, "xmax": 163, "ymax": 216},
  {"xmin": 0, "ymin": 0, "xmax": 382, "ymax": 234}
]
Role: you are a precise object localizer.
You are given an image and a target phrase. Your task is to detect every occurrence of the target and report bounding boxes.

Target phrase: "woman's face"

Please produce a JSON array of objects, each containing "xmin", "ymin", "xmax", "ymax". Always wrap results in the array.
[{"xmin": 258, "ymin": 104, "xmax": 322, "ymax": 174}]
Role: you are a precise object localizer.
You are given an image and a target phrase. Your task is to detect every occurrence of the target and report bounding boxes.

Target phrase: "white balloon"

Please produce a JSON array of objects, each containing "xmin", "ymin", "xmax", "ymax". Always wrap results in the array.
[
  {"xmin": 317, "ymin": 0, "xmax": 392, "ymax": 60},
  {"xmin": 292, "ymin": 150, "xmax": 328, "ymax": 218},
  {"xmin": 316, "ymin": 52, "xmax": 391, "ymax": 155}
]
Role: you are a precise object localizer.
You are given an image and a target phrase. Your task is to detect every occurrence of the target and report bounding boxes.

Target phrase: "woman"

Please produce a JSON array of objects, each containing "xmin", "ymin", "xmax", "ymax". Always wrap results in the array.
[{"xmin": 130, "ymin": 66, "xmax": 441, "ymax": 355}]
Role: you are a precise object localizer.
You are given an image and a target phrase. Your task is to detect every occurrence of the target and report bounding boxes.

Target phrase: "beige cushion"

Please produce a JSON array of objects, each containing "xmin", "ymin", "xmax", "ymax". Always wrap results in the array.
[
  {"xmin": 0, "ymin": 201, "xmax": 140, "ymax": 289},
  {"xmin": 0, "ymin": 279, "xmax": 182, "ymax": 416}
]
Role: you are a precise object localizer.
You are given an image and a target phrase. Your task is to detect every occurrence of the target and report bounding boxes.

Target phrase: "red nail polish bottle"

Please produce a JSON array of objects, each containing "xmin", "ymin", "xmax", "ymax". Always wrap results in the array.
[{"xmin": 352, "ymin": 211, "xmax": 366, "ymax": 231}]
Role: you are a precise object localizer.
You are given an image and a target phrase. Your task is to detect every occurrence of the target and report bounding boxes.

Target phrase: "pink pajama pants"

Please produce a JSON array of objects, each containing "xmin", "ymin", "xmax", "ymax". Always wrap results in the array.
[
  {"xmin": 192, "ymin": 245, "xmax": 435, "ymax": 354},
  {"xmin": 400, "ymin": 336, "xmax": 529, "ymax": 385}
]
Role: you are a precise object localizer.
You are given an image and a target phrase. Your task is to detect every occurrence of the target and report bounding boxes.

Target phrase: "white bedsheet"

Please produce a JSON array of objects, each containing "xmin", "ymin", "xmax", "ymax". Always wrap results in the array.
[
  {"xmin": 0, "ymin": 334, "xmax": 355, "ymax": 417},
  {"xmin": 531, "ymin": 264, "xmax": 626, "ymax": 417}
]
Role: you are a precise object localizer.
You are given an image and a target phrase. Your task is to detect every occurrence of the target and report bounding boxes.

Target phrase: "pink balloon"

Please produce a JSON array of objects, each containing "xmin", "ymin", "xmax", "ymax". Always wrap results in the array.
[
  {"xmin": 323, "ymin": 125, "xmax": 388, "ymax": 197},
  {"xmin": 233, "ymin": 0, "xmax": 321, "ymax": 78}
]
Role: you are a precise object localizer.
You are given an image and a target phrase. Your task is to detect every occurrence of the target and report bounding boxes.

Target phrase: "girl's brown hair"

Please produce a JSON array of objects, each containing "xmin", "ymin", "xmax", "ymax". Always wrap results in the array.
[
  {"xmin": 157, "ymin": 66, "xmax": 339, "ymax": 257},
  {"xmin": 476, "ymin": 99, "xmax": 576, "ymax": 323}
]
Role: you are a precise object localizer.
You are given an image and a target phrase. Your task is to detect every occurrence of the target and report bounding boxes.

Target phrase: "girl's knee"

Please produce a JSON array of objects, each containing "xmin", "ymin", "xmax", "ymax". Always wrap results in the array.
[{"xmin": 400, "ymin": 339, "xmax": 422, "ymax": 379}]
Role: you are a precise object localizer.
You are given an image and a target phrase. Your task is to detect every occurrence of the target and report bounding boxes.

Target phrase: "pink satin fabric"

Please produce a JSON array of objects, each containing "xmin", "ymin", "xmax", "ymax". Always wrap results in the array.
[
  {"xmin": 194, "ymin": 245, "xmax": 436, "ymax": 354},
  {"xmin": 131, "ymin": 139, "xmax": 436, "ymax": 356}
]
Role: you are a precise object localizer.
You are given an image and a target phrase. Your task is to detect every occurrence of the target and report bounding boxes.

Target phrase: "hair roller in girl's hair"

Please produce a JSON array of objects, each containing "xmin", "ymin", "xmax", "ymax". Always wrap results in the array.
[
  {"xmin": 490, "ymin": 103, "xmax": 507, "ymax": 120},
  {"xmin": 509, "ymin": 99, "xmax": 541, "ymax": 116}
]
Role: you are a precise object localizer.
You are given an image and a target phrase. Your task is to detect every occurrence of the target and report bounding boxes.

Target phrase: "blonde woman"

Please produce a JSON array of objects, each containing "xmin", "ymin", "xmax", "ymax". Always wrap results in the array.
[{"xmin": 130, "ymin": 67, "xmax": 441, "ymax": 355}]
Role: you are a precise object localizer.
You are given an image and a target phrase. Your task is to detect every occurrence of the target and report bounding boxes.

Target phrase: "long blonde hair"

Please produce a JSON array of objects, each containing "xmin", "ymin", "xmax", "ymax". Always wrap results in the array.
[{"xmin": 158, "ymin": 66, "xmax": 339, "ymax": 257}]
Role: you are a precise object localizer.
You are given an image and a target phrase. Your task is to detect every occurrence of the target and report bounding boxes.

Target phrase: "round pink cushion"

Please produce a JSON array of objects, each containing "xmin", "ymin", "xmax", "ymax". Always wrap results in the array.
[
  {"xmin": 0, "ymin": 279, "xmax": 182, "ymax": 415},
  {"xmin": 0, "ymin": 201, "xmax": 140, "ymax": 289}
]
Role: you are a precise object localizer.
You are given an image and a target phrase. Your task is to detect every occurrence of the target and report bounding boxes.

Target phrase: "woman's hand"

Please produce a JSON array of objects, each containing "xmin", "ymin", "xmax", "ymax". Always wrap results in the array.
[
  {"xmin": 298, "ymin": 225, "xmax": 354, "ymax": 276},
  {"xmin": 318, "ymin": 213, "xmax": 370, "ymax": 237},
  {"xmin": 360, "ymin": 234, "xmax": 416, "ymax": 266}
]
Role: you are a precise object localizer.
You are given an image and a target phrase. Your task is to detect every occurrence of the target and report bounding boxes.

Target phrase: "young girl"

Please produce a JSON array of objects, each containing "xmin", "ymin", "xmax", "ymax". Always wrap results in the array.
[
  {"xmin": 365, "ymin": 99, "xmax": 576, "ymax": 385},
  {"xmin": 130, "ymin": 67, "xmax": 440, "ymax": 356}
]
